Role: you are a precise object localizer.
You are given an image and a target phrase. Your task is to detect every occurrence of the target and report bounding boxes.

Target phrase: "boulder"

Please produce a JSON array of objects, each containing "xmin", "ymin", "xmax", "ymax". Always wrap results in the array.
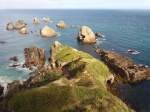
[
  {"xmin": 42, "ymin": 17, "xmax": 50, "ymax": 23},
  {"xmin": 99, "ymin": 50, "xmax": 150, "ymax": 82},
  {"xmin": 6, "ymin": 22, "xmax": 14, "ymax": 30},
  {"xmin": 10, "ymin": 56, "xmax": 18, "ymax": 62},
  {"xmin": 19, "ymin": 28, "xmax": 29, "ymax": 34},
  {"xmin": 77, "ymin": 26, "xmax": 96, "ymax": 44},
  {"xmin": 0, "ymin": 85, "xmax": 4, "ymax": 96},
  {"xmin": 95, "ymin": 32, "xmax": 104, "ymax": 38},
  {"xmin": 40, "ymin": 26, "xmax": 58, "ymax": 37},
  {"xmin": 56, "ymin": 20, "xmax": 67, "ymax": 29},
  {"xmin": 14, "ymin": 20, "xmax": 26, "ymax": 29},
  {"xmin": 33, "ymin": 17, "xmax": 39, "ymax": 24},
  {"xmin": 24, "ymin": 46, "xmax": 45, "ymax": 69}
]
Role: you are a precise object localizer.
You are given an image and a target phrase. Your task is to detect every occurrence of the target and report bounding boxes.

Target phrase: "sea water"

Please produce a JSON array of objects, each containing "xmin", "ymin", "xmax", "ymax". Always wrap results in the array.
[{"xmin": 0, "ymin": 9, "xmax": 150, "ymax": 111}]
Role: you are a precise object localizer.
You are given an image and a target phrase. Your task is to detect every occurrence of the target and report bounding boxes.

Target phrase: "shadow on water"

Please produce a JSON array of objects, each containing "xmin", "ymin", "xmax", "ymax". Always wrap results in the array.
[{"xmin": 115, "ymin": 80, "xmax": 150, "ymax": 112}]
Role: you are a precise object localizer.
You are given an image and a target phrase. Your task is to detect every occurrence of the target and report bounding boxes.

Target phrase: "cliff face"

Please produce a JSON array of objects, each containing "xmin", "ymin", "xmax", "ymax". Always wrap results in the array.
[
  {"xmin": 4, "ymin": 42, "xmax": 134, "ymax": 112},
  {"xmin": 99, "ymin": 50, "xmax": 150, "ymax": 82}
]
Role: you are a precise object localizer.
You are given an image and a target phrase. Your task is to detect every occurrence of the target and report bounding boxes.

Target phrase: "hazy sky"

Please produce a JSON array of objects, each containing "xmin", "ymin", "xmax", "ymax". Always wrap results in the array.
[{"xmin": 0, "ymin": 0, "xmax": 150, "ymax": 9}]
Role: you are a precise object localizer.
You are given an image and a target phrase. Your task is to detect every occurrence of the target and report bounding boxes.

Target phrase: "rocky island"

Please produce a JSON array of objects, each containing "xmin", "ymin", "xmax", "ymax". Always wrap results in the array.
[{"xmin": 0, "ymin": 41, "xmax": 134, "ymax": 112}]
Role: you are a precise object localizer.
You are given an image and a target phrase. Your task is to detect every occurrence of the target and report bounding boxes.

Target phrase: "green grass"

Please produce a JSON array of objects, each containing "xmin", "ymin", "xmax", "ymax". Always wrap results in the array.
[{"xmin": 4, "ymin": 42, "xmax": 134, "ymax": 112}]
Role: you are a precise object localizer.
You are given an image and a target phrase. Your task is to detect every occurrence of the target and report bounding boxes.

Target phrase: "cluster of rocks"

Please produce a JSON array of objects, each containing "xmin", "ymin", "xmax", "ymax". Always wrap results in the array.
[
  {"xmin": 23, "ymin": 46, "xmax": 45, "ymax": 70},
  {"xmin": 98, "ymin": 50, "xmax": 150, "ymax": 82}
]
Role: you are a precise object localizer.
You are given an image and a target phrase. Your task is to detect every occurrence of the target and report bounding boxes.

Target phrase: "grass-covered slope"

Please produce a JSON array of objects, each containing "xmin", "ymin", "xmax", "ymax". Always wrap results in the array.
[{"xmin": 4, "ymin": 41, "xmax": 134, "ymax": 112}]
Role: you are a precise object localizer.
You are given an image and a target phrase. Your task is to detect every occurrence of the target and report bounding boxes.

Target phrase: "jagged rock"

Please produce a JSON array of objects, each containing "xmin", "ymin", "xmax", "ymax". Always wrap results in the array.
[
  {"xmin": 42, "ymin": 17, "xmax": 50, "ymax": 23},
  {"xmin": 40, "ymin": 26, "xmax": 58, "ymax": 37},
  {"xmin": 14, "ymin": 20, "xmax": 26, "ymax": 29},
  {"xmin": 0, "ymin": 85, "xmax": 4, "ymax": 96},
  {"xmin": 33, "ymin": 17, "xmax": 39, "ymax": 24},
  {"xmin": 10, "ymin": 56, "xmax": 18, "ymax": 62},
  {"xmin": 9, "ymin": 63, "xmax": 21, "ymax": 68},
  {"xmin": 77, "ymin": 26, "xmax": 96, "ymax": 44},
  {"xmin": 95, "ymin": 32, "xmax": 104, "ymax": 38},
  {"xmin": 6, "ymin": 22, "xmax": 14, "ymax": 30},
  {"xmin": 56, "ymin": 20, "xmax": 67, "ymax": 29},
  {"xmin": 7, "ymin": 80, "xmax": 21, "ymax": 94},
  {"xmin": 19, "ymin": 28, "xmax": 29, "ymax": 34},
  {"xmin": 99, "ymin": 50, "xmax": 150, "ymax": 82},
  {"xmin": 24, "ymin": 46, "xmax": 45, "ymax": 69}
]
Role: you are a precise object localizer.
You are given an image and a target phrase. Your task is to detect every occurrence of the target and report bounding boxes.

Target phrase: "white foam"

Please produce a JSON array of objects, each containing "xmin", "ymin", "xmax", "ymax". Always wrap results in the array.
[
  {"xmin": 96, "ymin": 41, "xmax": 102, "ymax": 45},
  {"xmin": 57, "ymin": 33, "xmax": 61, "ymax": 36}
]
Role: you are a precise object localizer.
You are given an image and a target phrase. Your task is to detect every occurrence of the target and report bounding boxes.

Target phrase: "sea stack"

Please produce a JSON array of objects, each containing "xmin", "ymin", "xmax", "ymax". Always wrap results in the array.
[
  {"xmin": 40, "ymin": 26, "xmax": 58, "ymax": 37},
  {"xmin": 77, "ymin": 26, "xmax": 96, "ymax": 44},
  {"xmin": 56, "ymin": 20, "xmax": 67, "ymax": 29},
  {"xmin": 6, "ymin": 22, "xmax": 14, "ymax": 30},
  {"xmin": 33, "ymin": 17, "xmax": 39, "ymax": 24},
  {"xmin": 19, "ymin": 28, "xmax": 29, "ymax": 34},
  {"xmin": 42, "ymin": 17, "xmax": 50, "ymax": 23},
  {"xmin": 13, "ymin": 20, "xmax": 26, "ymax": 29}
]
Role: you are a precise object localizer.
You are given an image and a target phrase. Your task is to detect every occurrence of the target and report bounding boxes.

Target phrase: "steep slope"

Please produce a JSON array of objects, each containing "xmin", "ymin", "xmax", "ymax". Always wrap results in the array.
[{"xmin": 4, "ymin": 41, "xmax": 134, "ymax": 112}]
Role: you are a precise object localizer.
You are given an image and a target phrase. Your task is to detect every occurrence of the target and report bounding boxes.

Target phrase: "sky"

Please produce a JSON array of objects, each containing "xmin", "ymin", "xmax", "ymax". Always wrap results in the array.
[{"xmin": 0, "ymin": 0, "xmax": 150, "ymax": 9}]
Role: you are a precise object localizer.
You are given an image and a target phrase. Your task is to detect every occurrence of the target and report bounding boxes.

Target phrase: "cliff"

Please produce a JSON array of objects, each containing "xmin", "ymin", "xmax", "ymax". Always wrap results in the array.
[{"xmin": 3, "ymin": 42, "xmax": 134, "ymax": 112}]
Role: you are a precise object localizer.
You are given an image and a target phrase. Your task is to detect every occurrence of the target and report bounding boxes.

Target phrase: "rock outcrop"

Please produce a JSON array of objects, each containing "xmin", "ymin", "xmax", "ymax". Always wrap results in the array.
[
  {"xmin": 99, "ymin": 50, "xmax": 150, "ymax": 82},
  {"xmin": 77, "ymin": 26, "xmax": 96, "ymax": 44},
  {"xmin": 56, "ymin": 20, "xmax": 67, "ymax": 29},
  {"xmin": 13, "ymin": 20, "xmax": 26, "ymax": 29},
  {"xmin": 42, "ymin": 17, "xmax": 50, "ymax": 23},
  {"xmin": 7, "ymin": 80, "xmax": 21, "ymax": 94},
  {"xmin": 33, "ymin": 17, "xmax": 39, "ymax": 24},
  {"xmin": 40, "ymin": 26, "xmax": 58, "ymax": 37},
  {"xmin": 0, "ymin": 85, "xmax": 4, "ymax": 96},
  {"xmin": 6, "ymin": 22, "xmax": 14, "ymax": 30},
  {"xmin": 19, "ymin": 28, "xmax": 29, "ymax": 34},
  {"xmin": 95, "ymin": 32, "xmax": 104, "ymax": 38},
  {"xmin": 24, "ymin": 46, "xmax": 45, "ymax": 69},
  {"xmin": 10, "ymin": 56, "xmax": 18, "ymax": 62}
]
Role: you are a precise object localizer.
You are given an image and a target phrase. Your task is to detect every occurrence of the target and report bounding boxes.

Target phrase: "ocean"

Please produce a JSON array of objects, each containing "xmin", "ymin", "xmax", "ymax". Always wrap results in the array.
[{"xmin": 0, "ymin": 9, "xmax": 150, "ymax": 111}]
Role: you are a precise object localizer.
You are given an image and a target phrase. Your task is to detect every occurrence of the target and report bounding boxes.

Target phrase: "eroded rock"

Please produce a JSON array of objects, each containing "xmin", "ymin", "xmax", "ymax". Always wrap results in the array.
[
  {"xmin": 19, "ymin": 28, "xmax": 29, "ymax": 34},
  {"xmin": 56, "ymin": 20, "xmax": 67, "ymax": 29},
  {"xmin": 6, "ymin": 22, "xmax": 14, "ymax": 30},
  {"xmin": 33, "ymin": 17, "xmax": 39, "ymax": 24},
  {"xmin": 40, "ymin": 26, "xmax": 58, "ymax": 37},
  {"xmin": 77, "ymin": 26, "xmax": 96, "ymax": 44},
  {"xmin": 42, "ymin": 17, "xmax": 50, "ymax": 23},
  {"xmin": 10, "ymin": 56, "xmax": 18, "ymax": 62},
  {"xmin": 14, "ymin": 20, "xmax": 26, "ymax": 29},
  {"xmin": 24, "ymin": 46, "xmax": 45, "ymax": 69},
  {"xmin": 99, "ymin": 50, "xmax": 150, "ymax": 82}
]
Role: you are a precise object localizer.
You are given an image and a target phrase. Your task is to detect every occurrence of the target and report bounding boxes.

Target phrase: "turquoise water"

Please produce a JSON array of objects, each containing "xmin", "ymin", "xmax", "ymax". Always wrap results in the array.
[{"xmin": 0, "ymin": 9, "xmax": 150, "ymax": 111}]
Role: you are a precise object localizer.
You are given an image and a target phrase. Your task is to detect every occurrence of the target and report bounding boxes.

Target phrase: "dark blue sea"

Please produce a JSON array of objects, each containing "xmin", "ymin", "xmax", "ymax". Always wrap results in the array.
[{"xmin": 0, "ymin": 9, "xmax": 150, "ymax": 111}]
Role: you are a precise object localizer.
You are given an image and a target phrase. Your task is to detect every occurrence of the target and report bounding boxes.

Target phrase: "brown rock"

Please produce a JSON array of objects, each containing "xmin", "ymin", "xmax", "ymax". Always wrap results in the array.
[
  {"xmin": 7, "ymin": 80, "xmax": 21, "ymax": 94},
  {"xmin": 6, "ymin": 22, "xmax": 14, "ymax": 30},
  {"xmin": 10, "ymin": 56, "xmax": 18, "ymax": 62},
  {"xmin": 14, "ymin": 20, "xmax": 26, "ymax": 29},
  {"xmin": 24, "ymin": 46, "xmax": 45, "ymax": 69},
  {"xmin": 99, "ymin": 50, "xmax": 150, "ymax": 82},
  {"xmin": 77, "ymin": 26, "xmax": 96, "ymax": 44},
  {"xmin": 40, "ymin": 26, "xmax": 58, "ymax": 37},
  {"xmin": 33, "ymin": 17, "xmax": 39, "ymax": 24},
  {"xmin": 95, "ymin": 32, "xmax": 104, "ymax": 38},
  {"xmin": 56, "ymin": 20, "xmax": 67, "ymax": 29},
  {"xmin": 0, "ymin": 85, "xmax": 4, "ymax": 96}
]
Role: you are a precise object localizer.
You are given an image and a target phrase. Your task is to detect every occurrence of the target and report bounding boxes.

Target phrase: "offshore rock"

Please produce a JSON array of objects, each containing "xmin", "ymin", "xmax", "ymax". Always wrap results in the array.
[
  {"xmin": 42, "ymin": 17, "xmax": 50, "ymax": 23},
  {"xmin": 24, "ymin": 46, "xmax": 45, "ymax": 69},
  {"xmin": 40, "ymin": 26, "xmax": 58, "ymax": 37},
  {"xmin": 33, "ymin": 17, "xmax": 39, "ymax": 24},
  {"xmin": 19, "ymin": 28, "xmax": 29, "ymax": 34},
  {"xmin": 14, "ymin": 20, "xmax": 26, "ymax": 29},
  {"xmin": 77, "ymin": 26, "xmax": 96, "ymax": 44},
  {"xmin": 95, "ymin": 32, "xmax": 104, "ymax": 38},
  {"xmin": 10, "ymin": 56, "xmax": 18, "ymax": 62},
  {"xmin": 6, "ymin": 22, "xmax": 14, "ymax": 30},
  {"xmin": 99, "ymin": 50, "xmax": 150, "ymax": 82},
  {"xmin": 56, "ymin": 20, "xmax": 67, "ymax": 29}
]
